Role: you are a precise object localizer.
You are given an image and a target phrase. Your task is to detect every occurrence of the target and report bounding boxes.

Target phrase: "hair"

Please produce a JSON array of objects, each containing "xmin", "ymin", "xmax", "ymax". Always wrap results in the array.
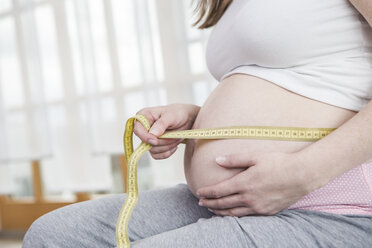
[{"xmin": 193, "ymin": 0, "xmax": 233, "ymax": 29}]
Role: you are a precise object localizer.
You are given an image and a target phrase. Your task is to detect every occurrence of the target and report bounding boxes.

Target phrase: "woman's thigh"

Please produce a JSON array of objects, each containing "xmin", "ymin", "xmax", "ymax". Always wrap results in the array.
[
  {"xmin": 132, "ymin": 209, "xmax": 372, "ymax": 248},
  {"xmin": 23, "ymin": 184, "xmax": 212, "ymax": 248}
]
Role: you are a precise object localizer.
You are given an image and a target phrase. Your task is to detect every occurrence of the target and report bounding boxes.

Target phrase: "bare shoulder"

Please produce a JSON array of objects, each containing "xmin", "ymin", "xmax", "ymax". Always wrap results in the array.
[{"xmin": 348, "ymin": 0, "xmax": 372, "ymax": 26}]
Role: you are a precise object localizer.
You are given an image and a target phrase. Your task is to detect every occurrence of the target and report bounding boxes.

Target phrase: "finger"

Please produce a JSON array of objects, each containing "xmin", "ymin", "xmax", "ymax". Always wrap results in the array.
[
  {"xmin": 134, "ymin": 121, "xmax": 158, "ymax": 145},
  {"xmin": 216, "ymin": 153, "xmax": 258, "ymax": 168},
  {"xmin": 150, "ymin": 140, "xmax": 182, "ymax": 154},
  {"xmin": 139, "ymin": 113, "xmax": 177, "ymax": 146},
  {"xmin": 136, "ymin": 108, "xmax": 159, "ymax": 124},
  {"xmin": 135, "ymin": 108, "xmax": 164, "ymax": 145},
  {"xmin": 151, "ymin": 146, "xmax": 178, "ymax": 160},
  {"xmin": 134, "ymin": 121, "xmax": 182, "ymax": 146},
  {"xmin": 148, "ymin": 114, "xmax": 173, "ymax": 137},
  {"xmin": 197, "ymin": 175, "xmax": 242, "ymax": 198},
  {"xmin": 209, "ymin": 207, "xmax": 254, "ymax": 217},
  {"xmin": 199, "ymin": 194, "xmax": 244, "ymax": 210}
]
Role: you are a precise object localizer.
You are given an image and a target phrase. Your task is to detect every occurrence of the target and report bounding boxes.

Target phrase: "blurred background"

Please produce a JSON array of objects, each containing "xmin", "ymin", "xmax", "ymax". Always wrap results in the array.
[{"xmin": 0, "ymin": 0, "xmax": 216, "ymax": 246}]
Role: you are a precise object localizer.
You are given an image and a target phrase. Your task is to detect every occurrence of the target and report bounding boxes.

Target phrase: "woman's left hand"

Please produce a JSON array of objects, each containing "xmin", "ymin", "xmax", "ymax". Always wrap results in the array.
[{"xmin": 197, "ymin": 151, "xmax": 315, "ymax": 217}]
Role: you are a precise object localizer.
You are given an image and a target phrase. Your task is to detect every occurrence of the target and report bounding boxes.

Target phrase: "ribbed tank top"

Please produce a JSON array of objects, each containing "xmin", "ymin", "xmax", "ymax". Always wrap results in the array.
[{"xmin": 206, "ymin": 0, "xmax": 372, "ymax": 111}]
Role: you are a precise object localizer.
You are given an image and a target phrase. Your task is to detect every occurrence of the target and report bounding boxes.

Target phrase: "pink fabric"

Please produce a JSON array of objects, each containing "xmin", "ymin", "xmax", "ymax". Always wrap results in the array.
[{"xmin": 289, "ymin": 162, "xmax": 372, "ymax": 215}]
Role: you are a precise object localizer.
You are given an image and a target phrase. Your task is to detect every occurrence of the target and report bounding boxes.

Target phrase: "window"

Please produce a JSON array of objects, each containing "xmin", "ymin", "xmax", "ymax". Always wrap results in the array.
[{"xmin": 0, "ymin": 0, "xmax": 216, "ymax": 197}]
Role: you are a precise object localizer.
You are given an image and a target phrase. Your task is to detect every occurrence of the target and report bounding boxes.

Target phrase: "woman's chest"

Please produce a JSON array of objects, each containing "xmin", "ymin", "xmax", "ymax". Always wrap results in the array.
[{"xmin": 206, "ymin": 0, "xmax": 364, "ymax": 80}]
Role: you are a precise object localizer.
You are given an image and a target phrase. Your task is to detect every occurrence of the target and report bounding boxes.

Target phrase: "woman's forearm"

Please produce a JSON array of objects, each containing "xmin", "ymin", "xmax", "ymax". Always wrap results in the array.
[{"xmin": 298, "ymin": 100, "xmax": 372, "ymax": 191}]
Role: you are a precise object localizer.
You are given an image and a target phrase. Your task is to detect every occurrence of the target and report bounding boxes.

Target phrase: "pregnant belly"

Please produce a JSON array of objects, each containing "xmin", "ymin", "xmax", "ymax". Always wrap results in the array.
[{"xmin": 183, "ymin": 74, "xmax": 357, "ymax": 197}]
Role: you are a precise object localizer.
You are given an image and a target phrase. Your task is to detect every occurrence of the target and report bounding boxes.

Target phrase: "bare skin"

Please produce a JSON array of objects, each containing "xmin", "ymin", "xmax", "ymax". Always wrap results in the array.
[
  {"xmin": 135, "ymin": 73, "xmax": 372, "ymax": 216},
  {"xmin": 133, "ymin": 0, "xmax": 372, "ymax": 217},
  {"xmin": 184, "ymin": 74, "xmax": 356, "ymax": 196},
  {"xmin": 194, "ymin": 0, "xmax": 372, "ymax": 216}
]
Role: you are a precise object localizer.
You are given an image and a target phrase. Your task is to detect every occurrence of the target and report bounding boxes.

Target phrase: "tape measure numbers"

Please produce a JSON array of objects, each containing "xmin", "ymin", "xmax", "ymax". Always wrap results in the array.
[{"xmin": 116, "ymin": 114, "xmax": 336, "ymax": 247}]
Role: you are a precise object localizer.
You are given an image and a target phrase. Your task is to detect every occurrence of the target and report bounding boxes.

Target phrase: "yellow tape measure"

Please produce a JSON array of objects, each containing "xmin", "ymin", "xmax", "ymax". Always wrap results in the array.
[{"xmin": 116, "ymin": 114, "xmax": 336, "ymax": 247}]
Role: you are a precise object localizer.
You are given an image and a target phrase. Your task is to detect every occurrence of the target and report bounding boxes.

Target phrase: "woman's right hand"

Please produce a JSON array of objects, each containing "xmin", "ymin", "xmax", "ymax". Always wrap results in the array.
[{"xmin": 133, "ymin": 104, "xmax": 200, "ymax": 159}]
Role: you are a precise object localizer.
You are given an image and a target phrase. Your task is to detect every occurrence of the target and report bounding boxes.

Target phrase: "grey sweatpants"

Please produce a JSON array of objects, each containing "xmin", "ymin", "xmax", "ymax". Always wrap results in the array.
[{"xmin": 23, "ymin": 184, "xmax": 372, "ymax": 248}]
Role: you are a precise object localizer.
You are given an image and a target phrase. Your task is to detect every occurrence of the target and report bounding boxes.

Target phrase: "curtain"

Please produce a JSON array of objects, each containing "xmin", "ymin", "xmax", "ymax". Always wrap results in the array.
[{"xmin": 0, "ymin": 0, "xmax": 216, "ymax": 197}]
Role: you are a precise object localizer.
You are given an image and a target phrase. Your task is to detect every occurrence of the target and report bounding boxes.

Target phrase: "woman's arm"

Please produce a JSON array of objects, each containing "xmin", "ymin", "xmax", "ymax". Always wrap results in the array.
[
  {"xmin": 299, "ymin": 0, "xmax": 372, "ymax": 190},
  {"xmin": 348, "ymin": 0, "xmax": 372, "ymax": 26},
  {"xmin": 299, "ymin": 100, "xmax": 372, "ymax": 192}
]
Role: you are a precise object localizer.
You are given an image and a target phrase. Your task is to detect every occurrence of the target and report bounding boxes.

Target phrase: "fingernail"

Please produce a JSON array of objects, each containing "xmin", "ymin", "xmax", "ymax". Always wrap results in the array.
[
  {"xmin": 216, "ymin": 156, "xmax": 226, "ymax": 164},
  {"xmin": 198, "ymin": 201, "xmax": 203, "ymax": 206},
  {"xmin": 149, "ymin": 128, "xmax": 161, "ymax": 136},
  {"xmin": 170, "ymin": 147, "xmax": 177, "ymax": 153},
  {"xmin": 208, "ymin": 208, "xmax": 214, "ymax": 212},
  {"xmin": 148, "ymin": 139, "xmax": 157, "ymax": 145}
]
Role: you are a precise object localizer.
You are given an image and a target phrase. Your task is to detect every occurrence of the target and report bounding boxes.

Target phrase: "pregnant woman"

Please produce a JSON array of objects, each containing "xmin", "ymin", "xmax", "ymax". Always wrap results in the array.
[{"xmin": 23, "ymin": 0, "xmax": 372, "ymax": 247}]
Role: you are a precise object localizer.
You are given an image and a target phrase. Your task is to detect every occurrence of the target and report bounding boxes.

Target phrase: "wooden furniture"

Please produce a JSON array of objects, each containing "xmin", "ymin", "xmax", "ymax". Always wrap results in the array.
[
  {"xmin": 0, "ymin": 154, "xmax": 129, "ymax": 231},
  {"xmin": 0, "ymin": 160, "xmax": 91, "ymax": 231}
]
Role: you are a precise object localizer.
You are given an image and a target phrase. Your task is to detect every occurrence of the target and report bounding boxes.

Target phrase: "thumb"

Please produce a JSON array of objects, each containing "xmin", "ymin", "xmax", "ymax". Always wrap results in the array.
[
  {"xmin": 216, "ymin": 153, "xmax": 258, "ymax": 168},
  {"xmin": 149, "ymin": 116, "xmax": 170, "ymax": 137}
]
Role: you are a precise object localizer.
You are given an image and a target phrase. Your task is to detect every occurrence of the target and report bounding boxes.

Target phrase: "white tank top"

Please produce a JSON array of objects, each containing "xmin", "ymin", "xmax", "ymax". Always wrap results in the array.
[{"xmin": 206, "ymin": 0, "xmax": 372, "ymax": 111}]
